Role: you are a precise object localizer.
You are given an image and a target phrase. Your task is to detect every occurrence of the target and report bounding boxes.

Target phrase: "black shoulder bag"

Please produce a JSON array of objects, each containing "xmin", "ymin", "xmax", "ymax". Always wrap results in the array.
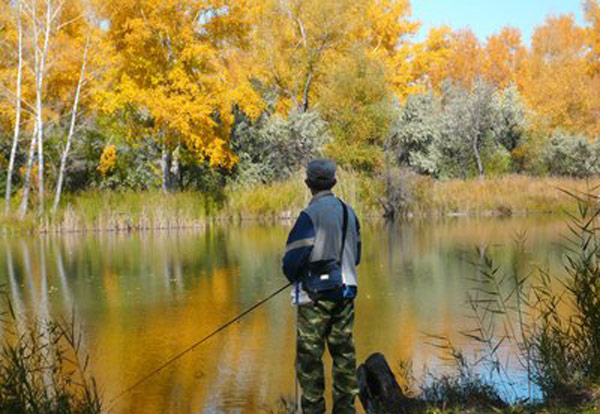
[{"xmin": 303, "ymin": 198, "xmax": 348, "ymax": 300}]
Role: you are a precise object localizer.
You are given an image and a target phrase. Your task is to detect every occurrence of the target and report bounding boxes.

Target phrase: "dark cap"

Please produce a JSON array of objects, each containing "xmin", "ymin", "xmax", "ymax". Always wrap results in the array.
[{"xmin": 306, "ymin": 159, "xmax": 336, "ymax": 187}]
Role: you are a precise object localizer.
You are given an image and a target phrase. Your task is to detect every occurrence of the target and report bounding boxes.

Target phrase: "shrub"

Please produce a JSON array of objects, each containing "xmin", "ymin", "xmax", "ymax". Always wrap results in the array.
[
  {"xmin": 388, "ymin": 93, "xmax": 442, "ymax": 176},
  {"xmin": 232, "ymin": 110, "xmax": 329, "ymax": 185},
  {"xmin": 389, "ymin": 81, "xmax": 528, "ymax": 179},
  {"xmin": 377, "ymin": 166, "xmax": 419, "ymax": 220},
  {"xmin": 542, "ymin": 131, "xmax": 600, "ymax": 177}
]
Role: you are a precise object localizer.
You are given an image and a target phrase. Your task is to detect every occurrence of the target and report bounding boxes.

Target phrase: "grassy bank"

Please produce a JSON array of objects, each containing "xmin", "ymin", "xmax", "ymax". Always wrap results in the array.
[
  {"xmin": 1, "ymin": 174, "xmax": 599, "ymax": 233},
  {"xmin": 220, "ymin": 174, "xmax": 600, "ymax": 218},
  {"xmin": 426, "ymin": 175, "xmax": 600, "ymax": 215},
  {"xmin": 1, "ymin": 191, "xmax": 220, "ymax": 233}
]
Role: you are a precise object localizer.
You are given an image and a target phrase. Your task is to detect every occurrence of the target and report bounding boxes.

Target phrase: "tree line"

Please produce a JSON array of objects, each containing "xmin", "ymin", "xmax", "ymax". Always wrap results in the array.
[{"xmin": 0, "ymin": 0, "xmax": 600, "ymax": 217}]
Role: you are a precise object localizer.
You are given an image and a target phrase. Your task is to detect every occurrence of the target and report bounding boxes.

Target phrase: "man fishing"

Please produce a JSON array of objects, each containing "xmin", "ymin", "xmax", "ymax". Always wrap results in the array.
[{"xmin": 283, "ymin": 159, "xmax": 361, "ymax": 414}]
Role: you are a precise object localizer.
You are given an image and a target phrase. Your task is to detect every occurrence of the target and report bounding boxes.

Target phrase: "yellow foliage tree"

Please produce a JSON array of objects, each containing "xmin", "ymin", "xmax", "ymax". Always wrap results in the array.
[
  {"xmin": 585, "ymin": 0, "xmax": 600, "ymax": 76},
  {"xmin": 519, "ymin": 15, "xmax": 600, "ymax": 137},
  {"xmin": 446, "ymin": 29, "xmax": 484, "ymax": 89},
  {"xmin": 411, "ymin": 27, "xmax": 483, "ymax": 91},
  {"xmin": 249, "ymin": 0, "xmax": 419, "ymax": 114},
  {"xmin": 410, "ymin": 26, "xmax": 454, "ymax": 92},
  {"xmin": 98, "ymin": 144, "xmax": 117, "ymax": 176},
  {"xmin": 320, "ymin": 49, "xmax": 394, "ymax": 171},
  {"xmin": 94, "ymin": 0, "xmax": 263, "ymax": 192},
  {"xmin": 362, "ymin": 0, "xmax": 420, "ymax": 98},
  {"xmin": 482, "ymin": 26, "xmax": 526, "ymax": 88}
]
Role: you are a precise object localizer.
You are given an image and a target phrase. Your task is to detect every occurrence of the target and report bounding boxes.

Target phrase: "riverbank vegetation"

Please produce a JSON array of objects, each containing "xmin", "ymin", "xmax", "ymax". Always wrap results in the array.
[
  {"xmin": 1, "ymin": 174, "xmax": 598, "ymax": 233},
  {"xmin": 0, "ymin": 309, "xmax": 102, "ymax": 413},
  {"xmin": 1, "ymin": 0, "xmax": 600, "ymax": 230},
  {"xmin": 339, "ymin": 190, "xmax": 600, "ymax": 414}
]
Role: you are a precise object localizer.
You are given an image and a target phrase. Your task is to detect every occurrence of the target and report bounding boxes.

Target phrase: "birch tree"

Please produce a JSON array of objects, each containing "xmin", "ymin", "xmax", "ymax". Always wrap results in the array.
[
  {"xmin": 18, "ymin": 124, "xmax": 38, "ymax": 219},
  {"xmin": 34, "ymin": 0, "xmax": 58, "ymax": 215},
  {"xmin": 4, "ymin": 0, "xmax": 23, "ymax": 214},
  {"xmin": 18, "ymin": 0, "xmax": 62, "ymax": 217},
  {"xmin": 52, "ymin": 36, "xmax": 89, "ymax": 213}
]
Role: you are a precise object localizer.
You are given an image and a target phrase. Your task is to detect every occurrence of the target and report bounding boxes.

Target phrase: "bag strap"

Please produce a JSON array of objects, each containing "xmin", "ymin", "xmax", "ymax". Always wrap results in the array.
[{"xmin": 338, "ymin": 198, "xmax": 348, "ymax": 264}]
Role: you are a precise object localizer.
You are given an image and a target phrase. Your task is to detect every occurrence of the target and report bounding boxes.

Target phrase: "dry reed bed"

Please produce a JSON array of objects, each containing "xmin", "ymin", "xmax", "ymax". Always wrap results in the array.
[{"xmin": 427, "ymin": 175, "xmax": 600, "ymax": 215}]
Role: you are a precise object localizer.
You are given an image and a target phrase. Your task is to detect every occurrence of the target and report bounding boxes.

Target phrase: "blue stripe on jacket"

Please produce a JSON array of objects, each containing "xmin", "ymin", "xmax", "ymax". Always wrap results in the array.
[{"xmin": 282, "ymin": 212, "xmax": 315, "ymax": 283}]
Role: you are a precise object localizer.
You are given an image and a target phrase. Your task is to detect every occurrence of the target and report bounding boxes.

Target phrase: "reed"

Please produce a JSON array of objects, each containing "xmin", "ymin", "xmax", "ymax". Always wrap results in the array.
[
  {"xmin": 0, "ymin": 306, "xmax": 102, "ymax": 414},
  {"xmin": 420, "ymin": 185, "xmax": 600, "ymax": 413},
  {"xmin": 426, "ymin": 175, "xmax": 600, "ymax": 215}
]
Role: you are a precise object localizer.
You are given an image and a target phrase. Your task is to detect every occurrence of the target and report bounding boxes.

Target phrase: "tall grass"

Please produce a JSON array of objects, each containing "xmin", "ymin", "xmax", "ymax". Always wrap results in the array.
[
  {"xmin": 0, "ymin": 306, "xmax": 102, "ymax": 414},
  {"xmin": 423, "ymin": 185, "xmax": 600, "ymax": 411},
  {"xmin": 225, "ymin": 169, "xmax": 372, "ymax": 219},
  {"xmin": 228, "ymin": 174, "xmax": 600, "ymax": 220},
  {"xmin": 528, "ymin": 188, "xmax": 600, "ymax": 403},
  {"xmin": 1, "ymin": 174, "xmax": 599, "ymax": 233},
  {"xmin": 1, "ymin": 190, "xmax": 222, "ymax": 234},
  {"xmin": 426, "ymin": 175, "xmax": 600, "ymax": 215}
]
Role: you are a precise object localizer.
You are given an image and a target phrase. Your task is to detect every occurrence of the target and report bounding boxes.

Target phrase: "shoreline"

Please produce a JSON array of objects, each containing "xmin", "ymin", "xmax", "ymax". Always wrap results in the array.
[
  {"xmin": 0, "ymin": 207, "xmax": 568, "ymax": 236},
  {"xmin": 1, "ymin": 174, "xmax": 593, "ymax": 235}
]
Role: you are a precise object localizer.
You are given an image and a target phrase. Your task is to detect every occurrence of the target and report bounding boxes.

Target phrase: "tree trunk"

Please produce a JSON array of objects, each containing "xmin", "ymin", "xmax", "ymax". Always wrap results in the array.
[
  {"xmin": 5, "ymin": 0, "xmax": 23, "ymax": 215},
  {"xmin": 52, "ymin": 37, "xmax": 89, "ymax": 214},
  {"xmin": 300, "ymin": 71, "xmax": 313, "ymax": 113},
  {"xmin": 472, "ymin": 135, "xmax": 484, "ymax": 178},
  {"xmin": 35, "ymin": 0, "xmax": 54, "ymax": 216},
  {"xmin": 161, "ymin": 143, "xmax": 172, "ymax": 193},
  {"xmin": 19, "ymin": 125, "xmax": 38, "ymax": 219},
  {"xmin": 170, "ymin": 143, "xmax": 181, "ymax": 191}
]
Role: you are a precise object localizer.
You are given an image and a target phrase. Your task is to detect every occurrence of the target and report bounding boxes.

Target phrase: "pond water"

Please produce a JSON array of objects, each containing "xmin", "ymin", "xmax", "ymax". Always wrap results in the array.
[{"xmin": 0, "ymin": 215, "xmax": 571, "ymax": 413}]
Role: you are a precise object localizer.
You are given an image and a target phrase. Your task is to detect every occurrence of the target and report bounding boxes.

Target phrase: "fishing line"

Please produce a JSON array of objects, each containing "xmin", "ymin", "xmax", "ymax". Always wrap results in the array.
[{"xmin": 108, "ymin": 281, "xmax": 292, "ymax": 407}]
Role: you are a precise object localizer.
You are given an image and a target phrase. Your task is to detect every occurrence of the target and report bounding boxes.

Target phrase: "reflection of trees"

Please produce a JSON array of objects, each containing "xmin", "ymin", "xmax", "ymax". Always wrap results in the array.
[
  {"xmin": 55, "ymin": 246, "xmax": 74, "ymax": 311},
  {"xmin": 21, "ymin": 241, "xmax": 37, "ymax": 306},
  {"xmin": 5, "ymin": 246, "xmax": 25, "ymax": 334},
  {"xmin": 0, "ymin": 219, "xmax": 572, "ymax": 413}
]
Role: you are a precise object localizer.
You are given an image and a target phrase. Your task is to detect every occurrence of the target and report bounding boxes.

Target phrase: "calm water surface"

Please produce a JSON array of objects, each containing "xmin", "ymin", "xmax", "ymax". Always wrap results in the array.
[{"xmin": 0, "ymin": 216, "xmax": 570, "ymax": 413}]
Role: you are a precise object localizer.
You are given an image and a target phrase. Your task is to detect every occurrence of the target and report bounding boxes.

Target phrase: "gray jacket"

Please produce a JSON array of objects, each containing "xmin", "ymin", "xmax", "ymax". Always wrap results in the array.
[{"xmin": 283, "ymin": 191, "xmax": 361, "ymax": 304}]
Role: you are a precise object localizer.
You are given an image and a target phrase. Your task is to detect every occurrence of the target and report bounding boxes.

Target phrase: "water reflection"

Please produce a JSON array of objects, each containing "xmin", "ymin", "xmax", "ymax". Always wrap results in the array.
[{"xmin": 0, "ymin": 216, "xmax": 569, "ymax": 413}]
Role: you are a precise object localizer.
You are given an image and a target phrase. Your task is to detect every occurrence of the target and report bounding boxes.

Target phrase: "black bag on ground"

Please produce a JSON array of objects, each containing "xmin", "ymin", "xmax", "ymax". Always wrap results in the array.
[{"xmin": 303, "ymin": 199, "xmax": 348, "ymax": 300}]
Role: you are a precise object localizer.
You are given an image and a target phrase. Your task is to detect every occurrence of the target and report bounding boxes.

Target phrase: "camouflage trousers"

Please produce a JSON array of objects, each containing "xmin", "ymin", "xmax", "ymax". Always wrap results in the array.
[{"xmin": 296, "ymin": 299, "xmax": 358, "ymax": 414}]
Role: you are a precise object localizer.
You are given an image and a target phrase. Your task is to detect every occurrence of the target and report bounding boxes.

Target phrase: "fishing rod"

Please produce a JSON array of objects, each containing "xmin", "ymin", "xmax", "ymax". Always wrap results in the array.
[{"xmin": 108, "ymin": 281, "xmax": 292, "ymax": 407}]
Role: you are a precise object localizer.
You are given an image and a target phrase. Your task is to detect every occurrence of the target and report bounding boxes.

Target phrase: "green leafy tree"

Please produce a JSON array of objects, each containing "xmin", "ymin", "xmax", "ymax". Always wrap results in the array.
[
  {"xmin": 388, "ymin": 93, "xmax": 443, "ymax": 175},
  {"xmin": 390, "ymin": 81, "xmax": 526, "ymax": 178},
  {"xmin": 493, "ymin": 84, "xmax": 527, "ymax": 152},
  {"xmin": 232, "ymin": 110, "xmax": 329, "ymax": 184},
  {"xmin": 542, "ymin": 130, "xmax": 600, "ymax": 177},
  {"xmin": 439, "ymin": 80, "xmax": 499, "ymax": 178}
]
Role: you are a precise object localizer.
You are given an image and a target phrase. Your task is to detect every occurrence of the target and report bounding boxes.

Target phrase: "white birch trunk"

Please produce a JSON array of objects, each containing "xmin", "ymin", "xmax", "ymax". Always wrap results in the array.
[
  {"xmin": 170, "ymin": 143, "xmax": 181, "ymax": 191},
  {"xmin": 19, "ymin": 124, "xmax": 38, "ymax": 219},
  {"xmin": 5, "ymin": 0, "xmax": 23, "ymax": 214},
  {"xmin": 35, "ymin": 0, "xmax": 54, "ymax": 216},
  {"xmin": 52, "ymin": 37, "xmax": 89, "ymax": 214},
  {"xmin": 161, "ymin": 141, "xmax": 171, "ymax": 194}
]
